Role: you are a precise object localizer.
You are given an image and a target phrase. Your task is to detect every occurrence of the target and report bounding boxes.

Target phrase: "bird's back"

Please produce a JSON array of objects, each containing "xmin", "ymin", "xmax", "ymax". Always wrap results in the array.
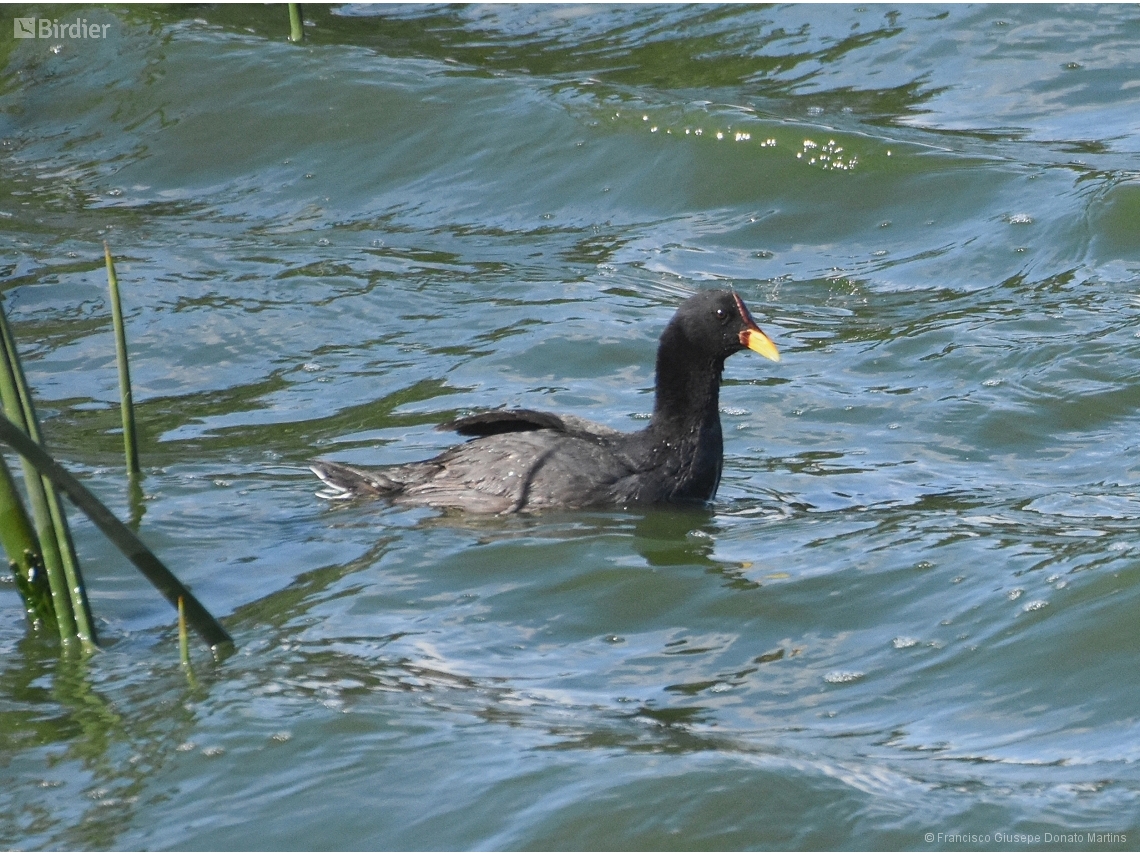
[{"xmin": 399, "ymin": 428, "xmax": 638, "ymax": 512}]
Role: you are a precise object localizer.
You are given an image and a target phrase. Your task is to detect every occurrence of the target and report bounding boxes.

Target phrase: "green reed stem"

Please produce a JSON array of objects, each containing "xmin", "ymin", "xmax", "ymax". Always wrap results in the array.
[
  {"xmin": 288, "ymin": 3, "xmax": 303, "ymax": 42},
  {"xmin": 178, "ymin": 595, "xmax": 198, "ymax": 686},
  {"xmin": 45, "ymin": 486, "xmax": 94, "ymax": 648},
  {"xmin": 0, "ymin": 413, "xmax": 234, "ymax": 652},
  {"xmin": 178, "ymin": 596, "xmax": 189, "ymax": 663},
  {"xmin": 104, "ymin": 243, "xmax": 141, "ymax": 479},
  {"xmin": 0, "ymin": 301, "xmax": 93, "ymax": 646},
  {"xmin": 0, "ymin": 452, "xmax": 55, "ymax": 631},
  {"xmin": 0, "ymin": 315, "xmax": 96, "ymax": 649}
]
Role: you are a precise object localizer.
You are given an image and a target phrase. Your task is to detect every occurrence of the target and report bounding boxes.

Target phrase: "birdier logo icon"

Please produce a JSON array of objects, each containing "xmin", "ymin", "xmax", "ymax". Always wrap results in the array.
[{"xmin": 14, "ymin": 18, "xmax": 36, "ymax": 38}]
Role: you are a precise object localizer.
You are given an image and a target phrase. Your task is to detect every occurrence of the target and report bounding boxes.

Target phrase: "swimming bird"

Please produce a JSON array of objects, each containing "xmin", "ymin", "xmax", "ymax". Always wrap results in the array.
[{"xmin": 311, "ymin": 289, "xmax": 780, "ymax": 514}]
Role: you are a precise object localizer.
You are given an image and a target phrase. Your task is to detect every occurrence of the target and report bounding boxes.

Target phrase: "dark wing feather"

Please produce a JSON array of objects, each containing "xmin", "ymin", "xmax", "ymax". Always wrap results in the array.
[
  {"xmin": 440, "ymin": 409, "xmax": 628, "ymax": 440},
  {"xmin": 439, "ymin": 409, "xmax": 571, "ymax": 437}
]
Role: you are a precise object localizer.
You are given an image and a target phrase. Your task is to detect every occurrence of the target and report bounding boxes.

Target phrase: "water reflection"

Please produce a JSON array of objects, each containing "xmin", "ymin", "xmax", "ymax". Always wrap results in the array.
[
  {"xmin": 0, "ymin": 635, "xmax": 211, "ymax": 850},
  {"xmin": 206, "ymin": 500, "xmax": 780, "ymax": 763}
]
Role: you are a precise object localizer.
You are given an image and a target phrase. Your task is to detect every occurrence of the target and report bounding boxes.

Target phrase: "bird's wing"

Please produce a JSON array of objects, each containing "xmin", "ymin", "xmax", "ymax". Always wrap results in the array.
[{"xmin": 440, "ymin": 408, "xmax": 622, "ymax": 439}]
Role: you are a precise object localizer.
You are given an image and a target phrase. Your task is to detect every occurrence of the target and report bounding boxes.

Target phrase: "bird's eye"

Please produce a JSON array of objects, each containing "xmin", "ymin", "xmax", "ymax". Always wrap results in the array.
[{"xmin": 715, "ymin": 308, "xmax": 729, "ymax": 323}]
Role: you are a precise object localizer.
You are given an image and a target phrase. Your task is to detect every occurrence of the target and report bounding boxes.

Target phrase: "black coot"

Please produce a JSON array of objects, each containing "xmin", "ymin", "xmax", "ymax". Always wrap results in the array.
[{"xmin": 311, "ymin": 289, "xmax": 780, "ymax": 513}]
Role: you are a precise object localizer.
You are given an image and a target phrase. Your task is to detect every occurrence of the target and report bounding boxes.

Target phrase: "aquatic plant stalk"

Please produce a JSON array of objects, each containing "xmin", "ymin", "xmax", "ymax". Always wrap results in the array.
[
  {"xmin": 0, "ymin": 301, "xmax": 94, "ymax": 646},
  {"xmin": 178, "ymin": 596, "xmax": 190, "ymax": 664},
  {"xmin": 288, "ymin": 3, "xmax": 303, "ymax": 42},
  {"xmin": 0, "ymin": 452, "xmax": 55, "ymax": 630},
  {"xmin": 0, "ymin": 413, "xmax": 233, "ymax": 651},
  {"xmin": 104, "ymin": 243, "xmax": 141, "ymax": 478},
  {"xmin": 178, "ymin": 595, "xmax": 199, "ymax": 686}
]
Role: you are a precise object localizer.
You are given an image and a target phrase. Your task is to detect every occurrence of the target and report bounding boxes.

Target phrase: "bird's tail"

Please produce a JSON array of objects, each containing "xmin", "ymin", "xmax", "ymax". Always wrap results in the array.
[{"xmin": 309, "ymin": 460, "xmax": 402, "ymax": 501}]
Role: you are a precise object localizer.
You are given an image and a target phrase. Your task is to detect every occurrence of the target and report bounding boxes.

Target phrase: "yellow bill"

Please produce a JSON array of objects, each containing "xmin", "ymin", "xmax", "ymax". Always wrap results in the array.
[
  {"xmin": 732, "ymin": 292, "xmax": 781, "ymax": 362},
  {"xmin": 740, "ymin": 327, "xmax": 781, "ymax": 362}
]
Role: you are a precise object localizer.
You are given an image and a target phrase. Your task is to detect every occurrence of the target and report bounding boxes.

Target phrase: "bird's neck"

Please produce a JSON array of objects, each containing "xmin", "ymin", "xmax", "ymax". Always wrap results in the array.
[
  {"xmin": 650, "ymin": 326, "xmax": 726, "ymax": 437},
  {"xmin": 644, "ymin": 329, "xmax": 726, "ymax": 502}
]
